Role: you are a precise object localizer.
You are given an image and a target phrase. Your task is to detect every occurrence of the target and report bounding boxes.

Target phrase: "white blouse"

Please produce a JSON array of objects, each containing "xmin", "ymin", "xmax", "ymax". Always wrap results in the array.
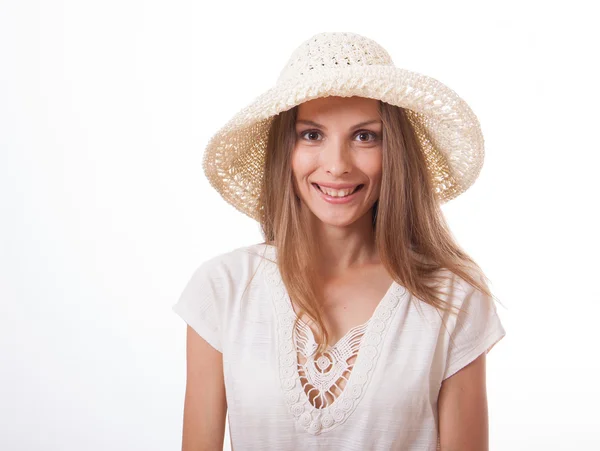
[{"xmin": 172, "ymin": 243, "xmax": 506, "ymax": 450}]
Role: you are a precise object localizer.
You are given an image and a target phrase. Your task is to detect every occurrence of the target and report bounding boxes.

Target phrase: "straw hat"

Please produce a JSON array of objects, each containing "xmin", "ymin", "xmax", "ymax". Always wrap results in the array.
[{"xmin": 202, "ymin": 32, "xmax": 484, "ymax": 221}]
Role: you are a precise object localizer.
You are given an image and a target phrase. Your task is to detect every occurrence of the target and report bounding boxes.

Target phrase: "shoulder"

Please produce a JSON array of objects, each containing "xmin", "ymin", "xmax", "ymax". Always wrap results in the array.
[
  {"xmin": 191, "ymin": 242, "xmax": 274, "ymax": 285},
  {"xmin": 433, "ymin": 266, "xmax": 489, "ymax": 305},
  {"xmin": 433, "ymin": 266, "xmax": 502, "ymax": 340},
  {"xmin": 408, "ymin": 266, "xmax": 494, "ymax": 325}
]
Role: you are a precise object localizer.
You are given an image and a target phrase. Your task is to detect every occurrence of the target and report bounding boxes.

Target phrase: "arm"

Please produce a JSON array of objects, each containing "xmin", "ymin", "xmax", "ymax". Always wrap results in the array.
[
  {"xmin": 180, "ymin": 325, "xmax": 227, "ymax": 451},
  {"xmin": 438, "ymin": 352, "xmax": 489, "ymax": 451}
]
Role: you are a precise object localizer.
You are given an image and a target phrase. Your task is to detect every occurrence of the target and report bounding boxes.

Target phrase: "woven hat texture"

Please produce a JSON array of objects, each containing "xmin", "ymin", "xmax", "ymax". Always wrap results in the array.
[{"xmin": 203, "ymin": 32, "xmax": 484, "ymax": 221}]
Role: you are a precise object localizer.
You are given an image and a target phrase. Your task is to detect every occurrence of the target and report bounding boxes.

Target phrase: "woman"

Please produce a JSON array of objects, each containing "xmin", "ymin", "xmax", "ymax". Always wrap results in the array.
[{"xmin": 173, "ymin": 32, "xmax": 506, "ymax": 450}]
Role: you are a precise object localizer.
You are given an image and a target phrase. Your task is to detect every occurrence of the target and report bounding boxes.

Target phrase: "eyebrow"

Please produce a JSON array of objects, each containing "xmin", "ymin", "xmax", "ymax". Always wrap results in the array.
[{"xmin": 296, "ymin": 119, "xmax": 382, "ymax": 130}]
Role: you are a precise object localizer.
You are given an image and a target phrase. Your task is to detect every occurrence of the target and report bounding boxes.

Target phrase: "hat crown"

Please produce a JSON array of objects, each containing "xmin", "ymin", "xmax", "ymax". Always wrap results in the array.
[{"xmin": 277, "ymin": 32, "xmax": 394, "ymax": 84}]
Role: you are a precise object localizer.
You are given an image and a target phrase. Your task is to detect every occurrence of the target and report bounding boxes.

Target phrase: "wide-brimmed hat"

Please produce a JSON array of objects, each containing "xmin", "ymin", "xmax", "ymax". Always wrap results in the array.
[{"xmin": 202, "ymin": 32, "xmax": 485, "ymax": 221}]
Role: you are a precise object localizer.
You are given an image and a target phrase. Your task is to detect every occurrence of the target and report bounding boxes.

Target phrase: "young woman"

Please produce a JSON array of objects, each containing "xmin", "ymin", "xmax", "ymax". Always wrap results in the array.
[{"xmin": 173, "ymin": 32, "xmax": 506, "ymax": 451}]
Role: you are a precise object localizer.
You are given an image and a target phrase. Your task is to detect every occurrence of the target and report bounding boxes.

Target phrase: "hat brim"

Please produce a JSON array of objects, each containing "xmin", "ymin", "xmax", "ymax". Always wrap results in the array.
[{"xmin": 203, "ymin": 65, "xmax": 484, "ymax": 221}]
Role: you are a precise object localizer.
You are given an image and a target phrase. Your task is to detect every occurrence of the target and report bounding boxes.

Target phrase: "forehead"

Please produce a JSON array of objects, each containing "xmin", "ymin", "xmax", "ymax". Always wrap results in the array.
[{"xmin": 296, "ymin": 96, "xmax": 380, "ymax": 121}]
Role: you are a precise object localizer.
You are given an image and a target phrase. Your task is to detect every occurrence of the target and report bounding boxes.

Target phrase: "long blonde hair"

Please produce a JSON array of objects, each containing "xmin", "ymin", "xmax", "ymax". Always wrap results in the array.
[{"xmin": 258, "ymin": 99, "xmax": 494, "ymax": 356}]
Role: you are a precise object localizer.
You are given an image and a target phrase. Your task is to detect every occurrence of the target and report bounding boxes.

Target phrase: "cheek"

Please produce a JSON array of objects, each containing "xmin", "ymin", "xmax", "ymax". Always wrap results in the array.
[
  {"xmin": 291, "ymin": 148, "xmax": 316, "ymax": 183},
  {"xmin": 358, "ymin": 153, "xmax": 383, "ymax": 182}
]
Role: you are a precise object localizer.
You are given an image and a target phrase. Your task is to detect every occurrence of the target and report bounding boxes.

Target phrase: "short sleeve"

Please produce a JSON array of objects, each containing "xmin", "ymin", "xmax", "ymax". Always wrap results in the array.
[
  {"xmin": 172, "ymin": 260, "xmax": 223, "ymax": 353},
  {"xmin": 442, "ymin": 275, "xmax": 506, "ymax": 380}
]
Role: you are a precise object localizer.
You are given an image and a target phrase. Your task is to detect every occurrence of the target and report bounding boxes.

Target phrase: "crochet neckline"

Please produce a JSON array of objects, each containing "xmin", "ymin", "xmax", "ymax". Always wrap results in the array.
[
  {"xmin": 291, "ymin": 281, "xmax": 398, "ymax": 350},
  {"xmin": 260, "ymin": 244, "xmax": 408, "ymax": 435}
]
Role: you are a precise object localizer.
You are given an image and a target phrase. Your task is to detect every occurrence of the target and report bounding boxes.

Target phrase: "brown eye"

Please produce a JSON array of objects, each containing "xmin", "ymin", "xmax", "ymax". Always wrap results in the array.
[
  {"xmin": 301, "ymin": 130, "xmax": 322, "ymax": 141},
  {"xmin": 355, "ymin": 131, "xmax": 377, "ymax": 142}
]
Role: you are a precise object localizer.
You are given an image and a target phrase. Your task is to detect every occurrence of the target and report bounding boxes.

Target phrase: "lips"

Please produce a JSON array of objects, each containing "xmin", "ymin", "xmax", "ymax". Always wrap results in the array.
[
  {"xmin": 313, "ymin": 183, "xmax": 364, "ymax": 196},
  {"xmin": 313, "ymin": 182, "xmax": 363, "ymax": 190}
]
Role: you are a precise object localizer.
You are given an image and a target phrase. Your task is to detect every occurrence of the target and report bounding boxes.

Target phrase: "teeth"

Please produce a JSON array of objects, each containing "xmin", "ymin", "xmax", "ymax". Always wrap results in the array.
[{"xmin": 317, "ymin": 185, "xmax": 359, "ymax": 197}]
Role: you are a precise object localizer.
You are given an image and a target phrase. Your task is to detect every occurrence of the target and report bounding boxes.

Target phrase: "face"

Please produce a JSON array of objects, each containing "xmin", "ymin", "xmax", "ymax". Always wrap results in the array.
[{"xmin": 291, "ymin": 96, "xmax": 383, "ymax": 228}]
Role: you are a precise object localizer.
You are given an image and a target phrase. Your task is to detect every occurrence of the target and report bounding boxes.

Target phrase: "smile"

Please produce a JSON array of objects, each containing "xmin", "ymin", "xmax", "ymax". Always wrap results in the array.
[{"xmin": 312, "ymin": 183, "xmax": 364, "ymax": 204}]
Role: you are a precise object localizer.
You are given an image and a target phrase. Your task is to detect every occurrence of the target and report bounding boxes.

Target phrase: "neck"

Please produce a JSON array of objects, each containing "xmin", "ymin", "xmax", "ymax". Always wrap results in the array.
[{"xmin": 310, "ymin": 211, "xmax": 379, "ymax": 276}]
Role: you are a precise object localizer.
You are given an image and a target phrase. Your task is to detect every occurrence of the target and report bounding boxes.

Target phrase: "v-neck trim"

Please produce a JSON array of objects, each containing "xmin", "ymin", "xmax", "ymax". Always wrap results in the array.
[
  {"xmin": 260, "ymin": 244, "xmax": 408, "ymax": 436},
  {"xmin": 291, "ymin": 279, "xmax": 399, "ymax": 352}
]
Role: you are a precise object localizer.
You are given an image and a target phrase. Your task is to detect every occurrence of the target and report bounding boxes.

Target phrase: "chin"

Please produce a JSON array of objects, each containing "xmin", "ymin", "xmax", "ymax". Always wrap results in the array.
[{"xmin": 310, "ymin": 208, "xmax": 362, "ymax": 227}]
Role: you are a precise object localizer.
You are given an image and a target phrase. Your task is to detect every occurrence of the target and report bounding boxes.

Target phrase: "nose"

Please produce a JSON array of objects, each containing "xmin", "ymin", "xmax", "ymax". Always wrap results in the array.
[{"xmin": 320, "ymin": 137, "xmax": 352, "ymax": 176}]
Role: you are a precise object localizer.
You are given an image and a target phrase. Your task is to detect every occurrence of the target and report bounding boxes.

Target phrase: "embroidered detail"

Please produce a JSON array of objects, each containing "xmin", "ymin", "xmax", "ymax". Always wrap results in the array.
[
  {"xmin": 295, "ymin": 320, "xmax": 367, "ymax": 409},
  {"xmin": 262, "ymin": 245, "xmax": 407, "ymax": 435}
]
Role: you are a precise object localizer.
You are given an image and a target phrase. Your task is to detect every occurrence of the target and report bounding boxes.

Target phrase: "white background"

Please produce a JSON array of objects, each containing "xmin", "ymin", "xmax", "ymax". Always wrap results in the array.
[{"xmin": 1, "ymin": 0, "xmax": 599, "ymax": 450}]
